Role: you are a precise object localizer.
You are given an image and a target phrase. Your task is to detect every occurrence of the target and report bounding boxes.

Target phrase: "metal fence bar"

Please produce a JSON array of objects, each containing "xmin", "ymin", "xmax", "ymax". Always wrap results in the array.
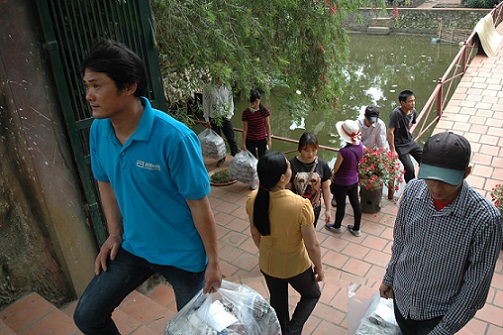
[{"xmin": 411, "ymin": 1, "xmax": 503, "ymax": 142}]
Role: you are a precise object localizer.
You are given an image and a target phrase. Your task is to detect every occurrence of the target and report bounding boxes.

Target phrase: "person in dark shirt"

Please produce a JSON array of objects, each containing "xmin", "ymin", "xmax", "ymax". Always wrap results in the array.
[
  {"xmin": 325, "ymin": 120, "xmax": 363, "ymax": 237},
  {"xmin": 387, "ymin": 90, "xmax": 423, "ymax": 183},
  {"xmin": 241, "ymin": 90, "xmax": 272, "ymax": 159},
  {"xmin": 288, "ymin": 132, "xmax": 332, "ymax": 228}
]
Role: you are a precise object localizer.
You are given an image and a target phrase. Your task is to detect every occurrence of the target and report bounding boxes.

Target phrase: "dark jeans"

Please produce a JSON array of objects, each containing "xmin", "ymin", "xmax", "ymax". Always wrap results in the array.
[
  {"xmin": 393, "ymin": 297, "xmax": 443, "ymax": 335},
  {"xmin": 332, "ymin": 182, "xmax": 361, "ymax": 230},
  {"xmin": 262, "ymin": 267, "xmax": 321, "ymax": 335},
  {"xmin": 73, "ymin": 248, "xmax": 205, "ymax": 335},
  {"xmin": 210, "ymin": 118, "xmax": 239, "ymax": 156},
  {"xmin": 398, "ymin": 142, "xmax": 423, "ymax": 183},
  {"xmin": 246, "ymin": 138, "xmax": 267, "ymax": 158}
]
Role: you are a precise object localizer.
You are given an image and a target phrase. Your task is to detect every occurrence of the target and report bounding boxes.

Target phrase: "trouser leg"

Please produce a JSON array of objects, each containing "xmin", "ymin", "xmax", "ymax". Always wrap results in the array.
[
  {"xmin": 347, "ymin": 184, "xmax": 362, "ymax": 230},
  {"xmin": 399, "ymin": 153, "xmax": 415, "ymax": 183},
  {"xmin": 262, "ymin": 271, "xmax": 290, "ymax": 335},
  {"xmin": 221, "ymin": 119, "xmax": 239, "ymax": 156},
  {"xmin": 333, "ymin": 185, "xmax": 348, "ymax": 228},
  {"xmin": 155, "ymin": 265, "xmax": 205, "ymax": 311},
  {"xmin": 73, "ymin": 249, "xmax": 153, "ymax": 335},
  {"xmin": 286, "ymin": 268, "xmax": 321, "ymax": 335}
]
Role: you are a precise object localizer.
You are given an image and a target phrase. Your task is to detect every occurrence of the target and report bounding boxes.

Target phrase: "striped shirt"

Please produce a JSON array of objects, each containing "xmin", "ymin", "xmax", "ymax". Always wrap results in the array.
[
  {"xmin": 383, "ymin": 179, "xmax": 503, "ymax": 335},
  {"xmin": 242, "ymin": 107, "xmax": 270, "ymax": 140}
]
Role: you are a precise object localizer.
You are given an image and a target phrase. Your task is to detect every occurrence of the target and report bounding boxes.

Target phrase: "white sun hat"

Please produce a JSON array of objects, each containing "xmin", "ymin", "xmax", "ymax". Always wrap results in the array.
[{"xmin": 336, "ymin": 119, "xmax": 361, "ymax": 145}]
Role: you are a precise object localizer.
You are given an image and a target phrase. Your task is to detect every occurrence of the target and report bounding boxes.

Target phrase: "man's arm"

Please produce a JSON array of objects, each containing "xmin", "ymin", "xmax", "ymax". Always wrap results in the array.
[
  {"xmin": 95, "ymin": 181, "xmax": 123, "ymax": 275},
  {"xmin": 429, "ymin": 218, "xmax": 503, "ymax": 335},
  {"xmin": 186, "ymin": 197, "xmax": 223, "ymax": 294},
  {"xmin": 387, "ymin": 127, "xmax": 397, "ymax": 156}
]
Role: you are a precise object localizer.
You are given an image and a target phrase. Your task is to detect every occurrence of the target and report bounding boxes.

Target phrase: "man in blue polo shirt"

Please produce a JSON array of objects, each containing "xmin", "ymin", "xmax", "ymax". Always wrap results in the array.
[{"xmin": 73, "ymin": 39, "xmax": 222, "ymax": 334}]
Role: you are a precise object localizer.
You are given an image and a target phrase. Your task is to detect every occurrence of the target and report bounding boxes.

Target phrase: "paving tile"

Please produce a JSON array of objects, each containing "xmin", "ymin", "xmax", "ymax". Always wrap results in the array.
[
  {"xmin": 119, "ymin": 294, "xmax": 168, "ymax": 325},
  {"xmin": 144, "ymin": 284, "xmax": 175, "ymax": 308},
  {"xmin": 0, "ymin": 293, "xmax": 54, "ymax": 333},
  {"xmin": 21, "ymin": 309, "xmax": 79, "ymax": 335}
]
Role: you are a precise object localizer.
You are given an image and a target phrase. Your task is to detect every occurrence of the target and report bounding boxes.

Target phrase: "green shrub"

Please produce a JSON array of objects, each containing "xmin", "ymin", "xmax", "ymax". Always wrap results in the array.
[{"xmin": 463, "ymin": 0, "xmax": 499, "ymax": 8}]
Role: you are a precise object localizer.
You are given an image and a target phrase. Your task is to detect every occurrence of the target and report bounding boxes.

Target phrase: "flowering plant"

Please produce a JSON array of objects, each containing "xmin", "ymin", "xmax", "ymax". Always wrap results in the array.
[
  {"xmin": 491, "ymin": 184, "xmax": 503, "ymax": 216},
  {"xmin": 358, "ymin": 147, "xmax": 404, "ymax": 190}
]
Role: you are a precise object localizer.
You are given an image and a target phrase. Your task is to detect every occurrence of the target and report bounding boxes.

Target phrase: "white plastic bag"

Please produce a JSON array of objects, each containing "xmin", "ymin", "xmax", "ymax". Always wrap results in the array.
[
  {"xmin": 165, "ymin": 280, "xmax": 281, "ymax": 335},
  {"xmin": 229, "ymin": 150, "xmax": 258, "ymax": 184},
  {"xmin": 348, "ymin": 284, "xmax": 401, "ymax": 335},
  {"xmin": 198, "ymin": 128, "xmax": 226, "ymax": 161}
]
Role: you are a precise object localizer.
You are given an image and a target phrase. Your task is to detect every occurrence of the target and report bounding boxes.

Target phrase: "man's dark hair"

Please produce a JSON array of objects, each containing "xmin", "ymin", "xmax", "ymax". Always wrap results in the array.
[
  {"xmin": 398, "ymin": 90, "xmax": 415, "ymax": 103},
  {"xmin": 81, "ymin": 39, "xmax": 148, "ymax": 97},
  {"xmin": 364, "ymin": 106, "xmax": 380, "ymax": 118}
]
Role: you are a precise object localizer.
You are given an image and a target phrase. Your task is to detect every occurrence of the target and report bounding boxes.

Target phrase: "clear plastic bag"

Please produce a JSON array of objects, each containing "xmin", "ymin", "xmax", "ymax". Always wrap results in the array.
[
  {"xmin": 229, "ymin": 150, "xmax": 258, "ymax": 184},
  {"xmin": 165, "ymin": 280, "xmax": 281, "ymax": 335},
  {"xmin": 348, "ymin": 284, "xmax": 401, "ymax": 335},
  {"xmin": 198, "ymin": 128, "xmax": 227, "ymax": 161}
]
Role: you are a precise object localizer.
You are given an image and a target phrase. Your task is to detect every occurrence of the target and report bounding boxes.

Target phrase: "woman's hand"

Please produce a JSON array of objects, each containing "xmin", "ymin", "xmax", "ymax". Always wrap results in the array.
[{"xmin": 314, "ymin": 265, "xmax": 325, "ymax": 282}]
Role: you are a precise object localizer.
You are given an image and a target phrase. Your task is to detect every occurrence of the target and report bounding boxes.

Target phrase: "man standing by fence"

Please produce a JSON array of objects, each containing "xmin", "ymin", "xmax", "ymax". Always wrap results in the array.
[{"xmin": 387, "ymin": 90, "xmax": 423, "ymax": 183}]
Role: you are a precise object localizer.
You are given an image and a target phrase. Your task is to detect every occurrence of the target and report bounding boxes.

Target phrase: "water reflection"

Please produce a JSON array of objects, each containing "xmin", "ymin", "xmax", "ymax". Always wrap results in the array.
[{"xmin": 230, "ymin": 34, "xmax": 459, "ymax": 163}]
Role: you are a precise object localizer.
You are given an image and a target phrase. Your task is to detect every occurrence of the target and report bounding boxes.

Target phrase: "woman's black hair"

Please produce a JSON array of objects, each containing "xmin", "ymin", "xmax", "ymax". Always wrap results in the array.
[
  {"xmin": 250, "ymin": 89, "xmax": 268, "ymax": 117},
  {"xmin": 298, "ymin": 132, "xmax": 319, "ymax": 152},
  {"xmin": 253, "ymin": 151, "xmax": 288, "ymax": 236},
  {"xmin": 81, "ymin": 39, "xmax": 148, "ymax": 97}
]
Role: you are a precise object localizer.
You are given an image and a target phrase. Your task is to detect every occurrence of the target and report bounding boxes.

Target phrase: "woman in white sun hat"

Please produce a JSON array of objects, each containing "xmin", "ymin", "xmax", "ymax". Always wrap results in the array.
[{"xmin": 325, "ymin": 119, "xmax": 364, "ymax": 237}]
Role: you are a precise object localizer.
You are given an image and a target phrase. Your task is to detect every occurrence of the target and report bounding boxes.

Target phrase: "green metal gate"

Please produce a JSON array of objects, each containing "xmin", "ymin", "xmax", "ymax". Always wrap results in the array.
[{"xmin": 35, "ymin": 0, "xmax": 167, "ymax": 246}]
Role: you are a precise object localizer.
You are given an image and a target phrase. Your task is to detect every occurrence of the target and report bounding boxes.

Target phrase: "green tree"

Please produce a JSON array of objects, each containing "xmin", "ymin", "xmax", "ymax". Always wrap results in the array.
[{"xmin": 151, "ymin": 0, "xmax": 382, "ymax": 124}]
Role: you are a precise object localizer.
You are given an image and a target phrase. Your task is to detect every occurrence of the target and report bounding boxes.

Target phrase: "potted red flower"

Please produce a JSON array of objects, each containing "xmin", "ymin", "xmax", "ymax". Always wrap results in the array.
[{"xmin": 358, "ymin": 147, "xmax": 404, "ymax": 213}]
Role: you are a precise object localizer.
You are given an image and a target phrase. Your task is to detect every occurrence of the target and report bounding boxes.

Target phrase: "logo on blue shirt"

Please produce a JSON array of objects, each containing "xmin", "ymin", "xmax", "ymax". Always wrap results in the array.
[{"xmin": 136, "ymin": 160, "xmax": 161, "ymax": 171}]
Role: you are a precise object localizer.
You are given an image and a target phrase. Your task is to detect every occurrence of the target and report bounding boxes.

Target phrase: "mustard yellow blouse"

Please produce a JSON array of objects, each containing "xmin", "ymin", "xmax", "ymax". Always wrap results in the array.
[{"xmin": 246, "ymin": 189, "xmax": 315, "ymax": 279}]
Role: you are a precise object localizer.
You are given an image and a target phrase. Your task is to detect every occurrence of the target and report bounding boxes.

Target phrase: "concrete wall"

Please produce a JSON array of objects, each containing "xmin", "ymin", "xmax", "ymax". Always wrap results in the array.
[
  {"xmin": 0, "ymin": 0, "xmax": 96, "ymax": 308},
  {"xmin": 345, "ymin": 7, "xmax": 491, "ymax": 39}
]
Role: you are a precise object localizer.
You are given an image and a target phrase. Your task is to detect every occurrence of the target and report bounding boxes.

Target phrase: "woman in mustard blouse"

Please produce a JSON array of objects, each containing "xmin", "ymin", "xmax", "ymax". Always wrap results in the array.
[{"xmin": 246, "ymin": 151, "xmax": 324, "ymax": 335}]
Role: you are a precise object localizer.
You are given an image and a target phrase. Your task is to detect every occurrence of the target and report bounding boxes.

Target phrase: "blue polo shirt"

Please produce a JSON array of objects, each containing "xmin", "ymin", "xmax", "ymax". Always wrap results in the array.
[{"xmin": 90, "ymin": 97, "xmax": 210, "ymax": 272}]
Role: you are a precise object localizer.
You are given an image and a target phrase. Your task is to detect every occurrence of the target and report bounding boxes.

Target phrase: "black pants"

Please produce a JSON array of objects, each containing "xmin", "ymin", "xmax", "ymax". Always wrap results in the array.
[
  {"xmin": 332, "ymin": 182, "xmax": 361, "ymax": 230},
  {"xmin": 393, "ymin": 297, "xmax": 443, "ymax": 335},
  {"xmin": 210, "ymin": 118, "xmax": 239, "ymax": 156},
  {"xmin": 246, "ymin": 138, "xmax": 267, "ymax": 158},
  {"xmin": 397, "ymin": 142, "xmax": 423, "ymax": 183},
  {"xmin": 262, "ymin": 267, "xmax": 321, "ymax": 335}
]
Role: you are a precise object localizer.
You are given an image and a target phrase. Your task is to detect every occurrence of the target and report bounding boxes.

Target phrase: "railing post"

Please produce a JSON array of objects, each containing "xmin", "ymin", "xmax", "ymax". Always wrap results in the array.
[
  {"xmin": 461, "ymin": 41, "xmax": 467, "ymax": 73},
  {"xmin": 437, "ymin": 77, "xmax": 443, "ymax": 118}
]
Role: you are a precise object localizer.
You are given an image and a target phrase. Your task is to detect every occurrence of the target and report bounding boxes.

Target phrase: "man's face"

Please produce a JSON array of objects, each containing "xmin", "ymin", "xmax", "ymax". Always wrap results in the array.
[
  {"xmin": 400, "ymin": 95, "xmax": 416, "ymax": 112},
  {"xmin": 83, "ymin": 69, "xmax": 128, "ymax": 119},
  {"xmin": 364, "ymin": 117, "xmax": 375, "ymax": 127},
  {"xmin": 425, "ymin": 179, "xmax": 462, "ymax": 203}
]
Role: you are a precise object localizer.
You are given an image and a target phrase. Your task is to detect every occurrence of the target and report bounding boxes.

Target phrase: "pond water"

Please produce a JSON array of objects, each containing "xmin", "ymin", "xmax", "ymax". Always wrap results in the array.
[{"xmin": 198, "ymin": 33, "xmax": 460, "ymax": 165}]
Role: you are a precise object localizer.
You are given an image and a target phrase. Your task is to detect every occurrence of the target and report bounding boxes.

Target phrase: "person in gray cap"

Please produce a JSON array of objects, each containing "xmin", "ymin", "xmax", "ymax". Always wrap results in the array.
[
  {"xmin": 357, "ymin": 105, "xmax": 387, "ymax": 150},
  {"xmin": 379, "ymin": 131, "xmax": 503, "ymax": 335}
]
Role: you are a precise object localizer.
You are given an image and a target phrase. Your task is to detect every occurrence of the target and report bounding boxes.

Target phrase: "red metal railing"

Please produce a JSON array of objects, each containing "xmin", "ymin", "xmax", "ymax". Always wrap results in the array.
[{"xmin": 411, "ymin": 2, "xmax": 503, "ymax": 142}]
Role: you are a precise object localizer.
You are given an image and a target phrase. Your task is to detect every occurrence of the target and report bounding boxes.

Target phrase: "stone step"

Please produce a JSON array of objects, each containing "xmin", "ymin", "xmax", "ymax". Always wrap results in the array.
[
  {"xmin": 367, "ymin": 26, "xmax": 390, "ymax": 35},
  {"xmin": 0, "ymin": 285, "xmax": 176, "ymax": 335}
]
